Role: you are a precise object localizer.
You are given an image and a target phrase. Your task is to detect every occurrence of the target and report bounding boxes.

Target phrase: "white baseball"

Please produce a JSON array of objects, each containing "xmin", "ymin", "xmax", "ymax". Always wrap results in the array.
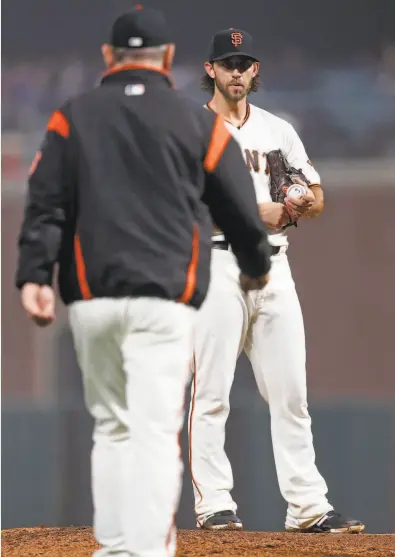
[{"xmin": 286, "ymin": 184, "xmax": 307, "ymax": 199}]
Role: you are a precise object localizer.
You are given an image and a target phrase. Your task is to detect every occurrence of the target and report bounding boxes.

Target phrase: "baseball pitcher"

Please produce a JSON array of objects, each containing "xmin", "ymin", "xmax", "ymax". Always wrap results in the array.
[{"xmin": 188, "ymin": 28, "xmax": 365, "ymax": 534}]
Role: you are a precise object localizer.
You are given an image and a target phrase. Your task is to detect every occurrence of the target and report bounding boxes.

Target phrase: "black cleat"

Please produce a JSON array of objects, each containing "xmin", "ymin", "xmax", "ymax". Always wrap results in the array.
[
  {"xmin": 200, "ymin": 510, "xmax": 243, "ymax": 530},
  {"xmin": 286, "ymin": 510, "xmax": 365, "ymax": 534}
]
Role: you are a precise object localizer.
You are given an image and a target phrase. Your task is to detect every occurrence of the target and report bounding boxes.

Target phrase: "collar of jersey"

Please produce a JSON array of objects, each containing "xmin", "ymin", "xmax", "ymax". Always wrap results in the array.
[
  {"xmin": 100, "ymin": 64, "xmax": 173, "ymax": 88},
  {"xmin": 205, "ymin": 101, "xmax": 251, "ymax": 129}
]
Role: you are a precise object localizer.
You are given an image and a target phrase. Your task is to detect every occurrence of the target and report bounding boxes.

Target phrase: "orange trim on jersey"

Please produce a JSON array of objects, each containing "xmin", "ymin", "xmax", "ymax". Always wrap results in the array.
[
  {"xmin": 102, "ymin": 63, "xmax": 169, "ymax": 78},
  {"xmin": 74, "ymin": 234, "xmax": 93, "ymax": 300},
  {"xmin": 206, "ymin": 101, "xmax": 250, "ymax": 130},
  {"xmin": 102, "ymin": 62, "xmax": 174, "ymax": 88},
  {"xmin": 28, "ymin": 151, "xmax": 42, "ymax": 177},
  {"xmin": 203, "ymin": 115, "xmax": 231, "ymax": 173},
  {"xmin": 241, "ymin": 103, "xmax": 251, "ymax": 127},
  {"xmin": 47, "ymin": 110, "xmax": 70, "ymax": 138},
  {"xmin": 189, "ymin": 353, "xmax": 204, "ymax": 521},
  {"xmin": 205, "ymin": 102, "xmax": 216, "ymax": 115},
  {"xmin": 178, "ymin": 224, "xmax": 200, "ymax": 304}
]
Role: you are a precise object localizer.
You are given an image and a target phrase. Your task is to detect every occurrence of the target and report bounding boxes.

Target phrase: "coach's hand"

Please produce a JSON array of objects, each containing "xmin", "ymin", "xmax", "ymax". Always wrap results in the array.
[
  {"xmin": 239, "ymin": 272, "xmax": 270, "ymax": 293},
  {"xmin": 258, "ymin": 202, "xmax": 289, "ymax": 232},
  {"xmin": 20, "ymin": 283, "xmax": 56, "ymax": 327}
]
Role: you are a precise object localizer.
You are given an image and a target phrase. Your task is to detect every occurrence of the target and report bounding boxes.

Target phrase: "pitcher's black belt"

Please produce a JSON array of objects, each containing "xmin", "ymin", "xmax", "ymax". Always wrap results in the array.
[{"xmin": 212, "ymin": 240, "xmax": 281, "ymax": 256}]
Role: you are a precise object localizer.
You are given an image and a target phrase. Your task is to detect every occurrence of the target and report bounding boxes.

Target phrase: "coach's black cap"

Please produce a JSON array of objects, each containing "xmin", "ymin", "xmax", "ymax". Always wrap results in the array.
[
  {"xmin": 110, "ymin": 5, "xmax": 172, "ymax": 49},
  {"xmin": 208, "ymin": 28, "xmax": 258, "ymax": 62}
]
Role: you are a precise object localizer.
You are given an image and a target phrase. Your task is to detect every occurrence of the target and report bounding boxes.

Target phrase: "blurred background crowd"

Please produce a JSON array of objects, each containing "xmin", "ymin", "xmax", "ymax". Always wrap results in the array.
[
  {"xmin": 2, "ymin": 0, "xmax": 395, "ymax": 534},
  {"xmin": 2, "ymin": 0, "xmax": 395, "ymax": 162},
  {"xmin": 3, "ymin": 41, "xmax": 395, "ymax": 158}
]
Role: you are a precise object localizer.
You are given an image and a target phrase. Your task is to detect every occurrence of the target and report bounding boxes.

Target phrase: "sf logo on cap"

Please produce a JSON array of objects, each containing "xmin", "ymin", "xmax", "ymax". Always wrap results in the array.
[{"xmin": 231, "ymin": 32, "xmax": 243, "ymax": 46}]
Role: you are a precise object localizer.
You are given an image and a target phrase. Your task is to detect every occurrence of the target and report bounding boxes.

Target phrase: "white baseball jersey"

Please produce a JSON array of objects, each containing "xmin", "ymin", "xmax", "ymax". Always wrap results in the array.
[
  {"xmin": 207, "ymin": 103, "xmax": 321, "ymax": 247},
  {"xmin": 191, "ymin": 105, "xmax": 331, "ymax": 529}
]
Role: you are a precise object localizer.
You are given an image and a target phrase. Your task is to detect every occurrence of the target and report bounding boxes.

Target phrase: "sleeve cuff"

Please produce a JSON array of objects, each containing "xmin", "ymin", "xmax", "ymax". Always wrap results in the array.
[{"xmin": 15, "ymin": 269, "xmax": 53, "ymax": 290}]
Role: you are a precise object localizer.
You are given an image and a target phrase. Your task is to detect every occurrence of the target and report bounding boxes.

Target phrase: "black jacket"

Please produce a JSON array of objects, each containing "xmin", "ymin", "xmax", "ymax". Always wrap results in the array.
[{"xmin": 16, "ymin": 66, "xmax": 271, "ymax": 309}]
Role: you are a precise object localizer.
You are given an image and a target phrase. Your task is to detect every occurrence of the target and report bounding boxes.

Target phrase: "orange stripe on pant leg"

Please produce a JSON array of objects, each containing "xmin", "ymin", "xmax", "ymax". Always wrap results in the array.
[
  {"xmin": 165, "ymin": 361, "xmax": 191, "ymax": 553},
  {"xmin": 178, "ymin": 224, "xmax": 200, "ymax": 304},
  {"xmin": 165, "ymin": 518, "xmax": 175, "ymax": 556},
  {"xmin": 188, "ymin": 352, "xmax": 204, "ymax": 523},
  {"xmin": 74, "ymin": 234, "xmax": 93, "ymax": 300},
  {"xmin": 165, "ymin": 431, "xmax": 181, "ymax": 554}
]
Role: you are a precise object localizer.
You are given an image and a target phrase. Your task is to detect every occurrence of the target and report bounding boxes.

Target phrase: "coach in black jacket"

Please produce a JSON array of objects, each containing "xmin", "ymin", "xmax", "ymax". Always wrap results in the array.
[
  {"xmin": 15, "ymin": 7, "xmax": 271, "ymax": 557},
  {"xmin": 16, "ymin": 19, "xmax": 270, "ymax": 316}
]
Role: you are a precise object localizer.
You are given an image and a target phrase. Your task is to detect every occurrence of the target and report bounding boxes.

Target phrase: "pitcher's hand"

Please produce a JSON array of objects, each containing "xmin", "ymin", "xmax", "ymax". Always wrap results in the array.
[
  {"xmin": 258, "ymin": 202, "xmax": 290, "ymax": 232},
  {"xmin": 286, "ymin": 187, "xmax": 315, "ymax": 216}
]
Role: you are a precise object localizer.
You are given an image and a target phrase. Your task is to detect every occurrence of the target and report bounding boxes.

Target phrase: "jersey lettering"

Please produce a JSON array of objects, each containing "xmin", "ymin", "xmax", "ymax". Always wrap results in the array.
[
  {"xmin": 244, "ymin": 149, "xmax": 271, "ymax": 175},
  {"xmin": 245, "ymin": 149, "xmax": 260, "ymax": 172}
]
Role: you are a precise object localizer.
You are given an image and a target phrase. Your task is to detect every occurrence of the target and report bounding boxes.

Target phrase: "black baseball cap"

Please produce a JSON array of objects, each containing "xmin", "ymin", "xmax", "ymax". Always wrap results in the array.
[
  {"xmin": 110, "ymin": 5, "xmax": 172, "ymax": 49},
  {"xmin": 208, "ymin": 28, "xmax": 258, "ymax": 62}
]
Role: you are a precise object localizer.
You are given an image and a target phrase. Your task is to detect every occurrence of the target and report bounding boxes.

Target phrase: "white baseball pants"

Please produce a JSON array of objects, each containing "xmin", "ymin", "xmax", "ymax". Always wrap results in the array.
[
  {"xmin": 189, "ymin": 248, "xmax": 332, "ymax": 530},
  {"xmin": 69, "ymin": 297, "xmax": 196, "ymax": 557}
]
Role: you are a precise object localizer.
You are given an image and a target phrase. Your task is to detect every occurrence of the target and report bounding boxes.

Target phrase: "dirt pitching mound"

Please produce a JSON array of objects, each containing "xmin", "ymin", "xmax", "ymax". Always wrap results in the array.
[{"xmin": 2, "ymin": 527, "xmax": 394, "ymax": 557}]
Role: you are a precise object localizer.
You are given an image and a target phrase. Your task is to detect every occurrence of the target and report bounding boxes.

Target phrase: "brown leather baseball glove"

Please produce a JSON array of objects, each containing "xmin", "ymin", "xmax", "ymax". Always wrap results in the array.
[{"xmin": 266, "ymin": 149, "xmax": 310, "ymax": 229}]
